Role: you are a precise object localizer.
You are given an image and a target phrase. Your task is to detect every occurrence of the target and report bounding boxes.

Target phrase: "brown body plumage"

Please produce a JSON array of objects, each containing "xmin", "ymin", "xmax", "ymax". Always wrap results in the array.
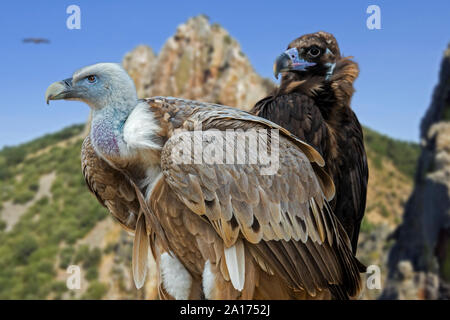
[{"xmin": 252, "ymin": 32, "xmax": 368, "ymax": 256}]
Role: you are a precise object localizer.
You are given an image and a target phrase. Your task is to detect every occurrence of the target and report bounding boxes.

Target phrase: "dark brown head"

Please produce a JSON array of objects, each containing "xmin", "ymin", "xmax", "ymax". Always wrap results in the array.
[{"xmin": 273, "ymin": 31, "xmax": 341, "ymax": 81}]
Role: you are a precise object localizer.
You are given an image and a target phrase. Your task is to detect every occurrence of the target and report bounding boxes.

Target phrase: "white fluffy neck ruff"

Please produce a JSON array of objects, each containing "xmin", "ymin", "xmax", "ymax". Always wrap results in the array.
[{"xmin": 123, "ymin": 101, "xmax": 162, "ymax": 153}]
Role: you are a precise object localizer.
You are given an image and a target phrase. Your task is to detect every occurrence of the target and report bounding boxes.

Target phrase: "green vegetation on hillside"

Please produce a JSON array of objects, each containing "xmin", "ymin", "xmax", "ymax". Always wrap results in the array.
[
  {"xmin": 0, "ymin": 125, "xmax": 108, "ymax": 299},
  {"xmin": 0, "ymin": 124, "xmax": 84, "ymax": 180},
  {"xmin": 363, "ymin": 126, "xmax": 420, "ymax": 178}
]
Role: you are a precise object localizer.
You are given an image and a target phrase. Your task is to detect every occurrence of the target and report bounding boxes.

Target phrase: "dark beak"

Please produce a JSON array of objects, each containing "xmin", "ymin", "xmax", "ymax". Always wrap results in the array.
[
  {"xmin": 273, "ymin": 52, "xmax": 291, "ymax": 79},
  {"xmin": 273, "ymin": 48, "xmax": 316, "ymax": 79},
  {"xmin": 45, "ymin": 78, "xmax": 73, "ymax": 104}
]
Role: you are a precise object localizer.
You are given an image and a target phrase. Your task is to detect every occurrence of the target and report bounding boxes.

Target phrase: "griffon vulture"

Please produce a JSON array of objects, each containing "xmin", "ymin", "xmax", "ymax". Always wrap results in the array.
[
  {"xmin": 45, "ymin": 63, "xmax": 362, "ymax": 299},
  {"xmin": 252, "ymin": 32, "xmax": 368, "ymax": 255}
]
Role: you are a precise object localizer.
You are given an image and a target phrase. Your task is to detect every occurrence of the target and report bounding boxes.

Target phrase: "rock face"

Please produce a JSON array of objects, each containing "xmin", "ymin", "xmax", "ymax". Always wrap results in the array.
[
  {"xmin": 382, "ymin": 45, "xmax": 450, "ymax": 299},
  {"xmin": 122, "ymin": 15, "xmax": 274, "ymax": 110},
  {"xmin": 122, "ymin": 45, "xmax": 157, "ymax": 99}
]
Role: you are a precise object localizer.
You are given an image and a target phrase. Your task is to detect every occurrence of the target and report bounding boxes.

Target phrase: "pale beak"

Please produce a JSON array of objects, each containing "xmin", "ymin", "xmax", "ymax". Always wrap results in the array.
[{"xmin": 45, "ymin": 78, "xmax": 73, "ymax": 104}]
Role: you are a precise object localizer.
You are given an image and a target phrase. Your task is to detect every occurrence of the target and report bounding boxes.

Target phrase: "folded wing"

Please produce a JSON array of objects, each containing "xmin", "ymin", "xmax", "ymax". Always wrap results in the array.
[
  {"xmin": 157, "ymin": 104, "xmax": 361, "ymax": 297},
  {"xmin": 81, "ymin": 136, "xmax": 139, "ymax": 232}
]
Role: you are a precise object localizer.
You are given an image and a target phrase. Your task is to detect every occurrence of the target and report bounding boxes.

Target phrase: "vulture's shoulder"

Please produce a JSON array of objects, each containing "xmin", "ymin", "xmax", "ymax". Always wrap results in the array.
[
  {"xmin": 140, "ymin": 96, "xmax": 326, "ymax": 165},
  {"xmin": 251, "ymin": 93, "xmax": 328, "ymax": 154},
  {"xmin": 252, "ymin": 92, "xmax": 320, "ymax": 121}
]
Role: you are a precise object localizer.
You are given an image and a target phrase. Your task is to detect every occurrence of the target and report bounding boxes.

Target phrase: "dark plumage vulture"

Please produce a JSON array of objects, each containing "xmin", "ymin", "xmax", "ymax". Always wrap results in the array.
[
  {"xmin": 45, "ymin": 63, "xmax": 362, "ymax": 300},
  {"xmin": 252, "ymin": 31, "xmax": 368, "ymax": 256}
]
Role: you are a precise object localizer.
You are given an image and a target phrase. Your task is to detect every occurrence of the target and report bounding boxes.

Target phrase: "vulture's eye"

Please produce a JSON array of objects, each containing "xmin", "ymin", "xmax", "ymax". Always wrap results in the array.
[
  {"xmin": 307, "ymin": 47, "xmax": 321, "ymax": 58},
  {"xmin": 87, "ymin": 75, "xmax": 97, "ymax": 83}
]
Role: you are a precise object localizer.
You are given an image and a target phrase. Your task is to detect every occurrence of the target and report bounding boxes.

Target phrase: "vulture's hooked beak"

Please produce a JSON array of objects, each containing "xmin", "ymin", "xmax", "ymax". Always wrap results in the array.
[
  {"xmin": 273, "ymin": 48, "xmax": 316, "ymax": 79},
  {"xmin": 45, "ymin": 78, "xmax": 73, "ymax": 104}
]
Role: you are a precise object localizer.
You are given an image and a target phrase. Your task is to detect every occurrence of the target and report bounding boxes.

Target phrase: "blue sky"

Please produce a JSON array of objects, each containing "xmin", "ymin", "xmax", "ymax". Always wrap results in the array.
[{"xmin": 0, "ymin": 0, "xmax": 449, "ymax": 147}]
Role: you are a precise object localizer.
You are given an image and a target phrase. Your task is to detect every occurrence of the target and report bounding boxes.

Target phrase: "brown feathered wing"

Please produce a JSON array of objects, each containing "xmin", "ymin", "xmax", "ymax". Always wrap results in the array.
[
  {"xmin": 150, "ymin": 103, "xmax": 362, "ymax": 297},
  {"xmin": 81, "ymin": 136, "xmax": 139, "ymax": 232}
]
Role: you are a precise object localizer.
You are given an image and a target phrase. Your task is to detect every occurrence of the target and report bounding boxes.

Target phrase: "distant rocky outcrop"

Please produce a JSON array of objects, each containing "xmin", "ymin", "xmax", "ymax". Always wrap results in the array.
[
  {"xmin": 382, "ymin": 44, "xmax": 450, "ymax": 299},
  {"xmin": 122, "ymin": 15, "xmax": 275, "ymax": 110},
  {"xmin": 122, "ymin": 45, "xmax": 157, "ymax": 99}
]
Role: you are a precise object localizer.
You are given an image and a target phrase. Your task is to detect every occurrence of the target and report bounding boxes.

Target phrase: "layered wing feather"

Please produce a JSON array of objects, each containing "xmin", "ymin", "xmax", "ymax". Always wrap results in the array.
[
  {"xmin": 252, "ymin": 93, "xmax": 368, "ymax": 254},
  {"xmin": 252, "ymin": 93, "xmax": 329, "ymax": 155},
  {"xmin": 340, "ymin": 112, "xmax": 368, "ymax": 252}
]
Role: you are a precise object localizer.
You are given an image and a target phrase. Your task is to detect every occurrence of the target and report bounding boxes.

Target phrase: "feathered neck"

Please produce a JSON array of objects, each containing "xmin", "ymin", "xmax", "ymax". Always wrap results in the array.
[
  {"xmin": 277, "ymin": 57, "xmax": 359, "ymax": 114},
  {"xmin": 90, "ymin": 102, "xmax": 137, "ymax": 157}
]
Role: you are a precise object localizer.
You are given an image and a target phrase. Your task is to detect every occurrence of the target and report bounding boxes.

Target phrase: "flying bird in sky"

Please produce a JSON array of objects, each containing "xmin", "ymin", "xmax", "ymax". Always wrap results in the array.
[
  {"xmin": 45, "ymin": 63, "xmax": 362, "ymax": 299},
  {"xmin": 252, "ymin": 31, "xmax": 368, "ymax": 256},
  {"xmin": 22, "ymin": 37, "xmax": 50, "ymax": 44}
]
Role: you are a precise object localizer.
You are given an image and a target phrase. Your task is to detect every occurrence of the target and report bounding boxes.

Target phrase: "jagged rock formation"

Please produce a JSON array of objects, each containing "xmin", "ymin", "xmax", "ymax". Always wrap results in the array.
[
  {"xmin": 122, "ymin": 15, "xmax": 275, "ymax": 110},
  {"xmin": 382, "ymin": 44, "xmax": 450, "ymax": 299},
  {"xmin": 122, "ymin": 45, "xmax": 157, "ymax": 99}
]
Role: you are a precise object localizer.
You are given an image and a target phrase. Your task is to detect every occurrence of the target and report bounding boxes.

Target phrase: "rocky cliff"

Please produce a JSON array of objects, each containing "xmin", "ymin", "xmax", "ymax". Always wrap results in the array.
[
  {"xmin": 122, "ymin": 15, "xmax": 274, "ymax": 110},
  {"xmin": 382, "ymin": 44, "xmax": 450, "ymax": 299}
]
